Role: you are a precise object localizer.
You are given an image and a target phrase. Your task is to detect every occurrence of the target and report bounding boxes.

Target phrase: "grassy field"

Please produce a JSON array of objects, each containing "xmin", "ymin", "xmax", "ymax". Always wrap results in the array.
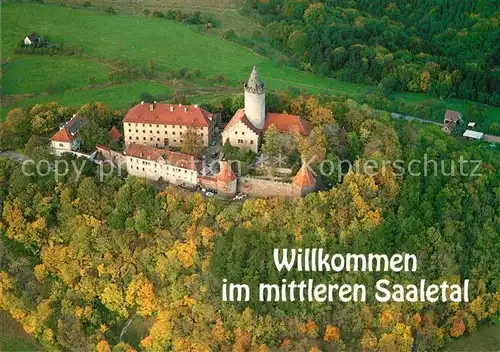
[
  {"xmin": 0, "ymin": 310, "xmax": 41, "ymax": 351},
  {"xmin": 3, "ymin": 55, "xmax": 111, "ymax": 94},
  {"xmin": 45, "ymin": 0, "xmax": 255, "ymax": 37},
  {"xmin": 1, "ymin": 3, "xmax": 499, "ymax": 130},
  {"xmin": 444, "ymin": 325, "xmax": 500, "ymax": 352},
  {"xmin": 1, "ymin": 80, "xmax": 172, "ymax": 118}
]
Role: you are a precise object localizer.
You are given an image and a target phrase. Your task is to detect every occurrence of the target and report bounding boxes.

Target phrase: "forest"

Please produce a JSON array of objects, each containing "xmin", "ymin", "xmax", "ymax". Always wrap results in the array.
[
  {"xmin": 0, "ymin": 89, "xmax": 498, "ymax": 350},
  {"xmin": 244, "ymin": 0, "xmax": 500, "ymax": 106}
]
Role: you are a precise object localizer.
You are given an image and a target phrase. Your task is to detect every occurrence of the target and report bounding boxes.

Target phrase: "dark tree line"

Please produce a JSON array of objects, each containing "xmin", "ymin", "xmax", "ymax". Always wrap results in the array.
[{"xmin": 244, "ymin": 0, "xmax": 500, "ymax": 106}]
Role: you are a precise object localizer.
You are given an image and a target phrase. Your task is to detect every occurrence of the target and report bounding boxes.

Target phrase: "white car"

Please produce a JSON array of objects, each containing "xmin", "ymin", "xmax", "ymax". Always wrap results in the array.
[{"xmin": 205, "ymin": 191, "xmax": 214, "ymax": 197}]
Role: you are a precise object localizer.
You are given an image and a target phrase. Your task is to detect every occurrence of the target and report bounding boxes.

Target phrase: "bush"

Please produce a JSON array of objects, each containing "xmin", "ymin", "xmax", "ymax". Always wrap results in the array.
[
  {"xmin": 107, "ymin": 67, "xmax": 142, "ymax": 83},
  {"xmin": 87, "ymin": 76, "xmax": 97, "ymax": 85},
  {"xmin": 47, "ymin": 81, "xmax": 68, "ymax": 94},
  {"xmin": 82, "ymin": 1, "xmax": 91, "ymax": 7},
  {"xmin": 140, "ymin": 92, "xmax": 154, "ymax": 103},
  {"xmin": 143, "ymin": 9, "xmax": 150, "ymax": 16},
  {"xmin": 489, "ymin": 122, "xmax": 500, "ymax": 135},
  {"xmin": 152, "ymin": 11, "xmax": 164, "ymax": 18},
  {"xmin": 104, "ymin": 6, "xmax": 115, "ymax": 15},
  {"xmin": 223, "ymin": 29, "xmax": 237, "ymax": 41}
]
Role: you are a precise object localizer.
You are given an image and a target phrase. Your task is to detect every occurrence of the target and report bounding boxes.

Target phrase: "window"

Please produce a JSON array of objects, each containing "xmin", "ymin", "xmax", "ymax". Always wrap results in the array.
[
  {"xmin": 242, "ymin": 132, "xmax": 245, "ymax": 135},
  {"xmin": 150, "ymin": 130, "xmax": 152, "ymax": 134},
  {"xmin": 59, "ymin": 143, "xmax": 64, "ymax": 147},
  {"xmin": 136, "ymin": 130, "xmax": 138, "ymax": 133},
  {"xmin": 157, "ymin": 138, "xmax": 160, "ymax": 141},
  {"xmin": 238, "ymin": 139, "xmax": 243, "ymax": 144},
  {"xmin": 136, "ymin": 137, "xmax": 139, "ymax": 140},
  {"xmin": 201, "ymin": 133, "xmax": 204, "ymax": 137},
  {"xmin": 143, "ymin": 130, "xmax": 145, "ymax": 133},
  {"xmin": 235, "ymin": 131, "xmax": 238, "ymax": 134},
  {"xmin": 129, "ymin": 136, "xmax": 132, "ymax": 140},
  {"xmin": 157, "ymin": 131, "xmax": 160, "ymax": 134},
  {"xmin": 172, "ymin": 132, "xmax": 176, "ymax": 135},
  {"xmin": 128, "ymin": 129, "xmax": 131, "ymax": 132},
  {"xmin": 180, "ymin": 132, "xmax": 183, "ymax": 135},
  {"xmin": 143, "ymin": 137, "xmax": 146, "ymax": 140},
  {"xmin": 150, "ymin": 137, "xmax": 153, "ymax": 141},
  {"xmin": 250, "ymin": 140, "xmax": 254, "ymax": 144}
]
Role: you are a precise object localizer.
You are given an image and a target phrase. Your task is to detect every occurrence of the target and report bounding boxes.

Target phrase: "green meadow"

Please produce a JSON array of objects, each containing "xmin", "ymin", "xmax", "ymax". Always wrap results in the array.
[
  {"xmin": 3, "ymin": 55, "xmax": 111, "ymax": 95},
  {"xmin": 1, "ymin": 3, "xmax": 499, "ymax": 127}
]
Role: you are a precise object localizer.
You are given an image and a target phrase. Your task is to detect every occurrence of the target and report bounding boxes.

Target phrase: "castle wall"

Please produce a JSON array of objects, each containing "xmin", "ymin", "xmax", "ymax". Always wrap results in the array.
[
  {"xmin": 244, "ymin": 90, "xmax": 266, "ymax": 130},
  {"xmin": 238, "ymin": 177, "xmax": 300, "ymax": 198},
  {"xmin": 198, "ymin": 176, "xmax": 218, "ymax": 190}
]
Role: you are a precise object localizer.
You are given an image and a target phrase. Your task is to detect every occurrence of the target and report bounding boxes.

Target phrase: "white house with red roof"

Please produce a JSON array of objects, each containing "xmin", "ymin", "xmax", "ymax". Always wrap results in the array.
[
  {"xmin": 50, "ymin": 115, "xmax": 88, "ymax": 156},
  {"xmin": 124, "ymin": 143, "xmax": 199, "ymax": 186},
  {"xmin": 222, "ymin": 67, "xmax": 311, "ymax": 153},
  {"xmin": 123, "ymin": 102, "xmax": 215, "ymax": 149}
]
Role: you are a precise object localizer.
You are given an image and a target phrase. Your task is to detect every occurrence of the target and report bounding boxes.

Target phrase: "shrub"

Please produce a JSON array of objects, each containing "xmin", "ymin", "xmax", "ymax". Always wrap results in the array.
[
  {"xmin": 223, "ymin": 29, "xmax": 237, "ymax": 41},
  {"xmin": 82, "ymin": 1, "xmax": 91, "ymax": 7},
  {"xmin": 143, "ymin": 9, "xmax": 150, "ymax": 16},
  {"xmin": 140, "ymin": 92, "xmax": 154, "ymax": 103},
  {"xmin": 104, "ymin": 6, "xmax": 116, "ymax": 15},
  {"xmin": 152, "ymin": 11, "xmax": 164, "ymax": 18},
  {"xmin": 47, "ymin": 81, "xmax": 68, "ymax": 94}
]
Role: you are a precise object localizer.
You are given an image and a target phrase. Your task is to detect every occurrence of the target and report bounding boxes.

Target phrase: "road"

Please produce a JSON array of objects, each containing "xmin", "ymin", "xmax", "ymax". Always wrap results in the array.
[
  {"xmin": 0, "ymin": 150, "xmax": 28, "ymax": 163},
  {"xmin": 390, "ymin": 112, "xmax": 443, "ymax": 126}
]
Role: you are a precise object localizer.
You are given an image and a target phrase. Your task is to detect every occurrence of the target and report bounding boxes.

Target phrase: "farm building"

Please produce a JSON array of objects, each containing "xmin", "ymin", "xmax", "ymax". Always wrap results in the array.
[
  {"xmin": 463, "ymin": 130, "xmax": 484, "ymax": 140},
  {"xmin": 24, "ymin": 32, "xmax": 39, "ymax": 45},
  {"xmin": 50, "ymin": 115, "xmax": 88, "ymax": 156}
]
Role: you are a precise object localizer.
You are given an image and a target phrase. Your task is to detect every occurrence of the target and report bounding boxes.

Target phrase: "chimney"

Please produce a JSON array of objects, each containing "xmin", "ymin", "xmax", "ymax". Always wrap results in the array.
[
  {"xmin": 149, "ymin": 104, "xmax": 154, "ymax": 111},
  {"xmin": 154, "ymin": 101, "xmax": 157, "ymax": 104},
  {"xmin": 141, "ymin": 101, "xmax": 144, "ymax": 105},
  {"xmin": 194, "ymin": 104, "xmax": 198, "ymax": 108},
  {"xmin": 178, "ymin": 103, "xmax": 182, "ymax": 107},
  {"xmin": 184, "ymin": 107, "xmax": 188, "ymax": 113},
  {"xmin": 139, "ymin": 152, "xmax": 143, "ymax": 158},
  {"xmin": 170, "ymin": 106, "xmax": 174, "ymax": 112}
]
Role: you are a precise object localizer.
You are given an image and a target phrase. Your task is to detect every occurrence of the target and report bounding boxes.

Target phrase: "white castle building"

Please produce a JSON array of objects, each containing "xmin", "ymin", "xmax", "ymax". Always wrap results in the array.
[{"xmin": 222, "ymin": 66, "xmax": 311, "ymax": 153}]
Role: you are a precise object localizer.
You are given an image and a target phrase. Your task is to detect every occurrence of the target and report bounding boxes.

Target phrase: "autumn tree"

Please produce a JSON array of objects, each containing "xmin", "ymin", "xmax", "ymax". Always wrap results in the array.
[{"xmin": 180, "ymin": 127, "xmax": 204, "ymax": 157}]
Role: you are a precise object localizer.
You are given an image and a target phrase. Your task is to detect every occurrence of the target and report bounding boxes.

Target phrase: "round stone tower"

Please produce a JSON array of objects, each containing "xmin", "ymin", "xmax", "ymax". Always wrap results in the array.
[{"xmin": 244, "ymin": 66, "xmax": 266, "ymax": 130}]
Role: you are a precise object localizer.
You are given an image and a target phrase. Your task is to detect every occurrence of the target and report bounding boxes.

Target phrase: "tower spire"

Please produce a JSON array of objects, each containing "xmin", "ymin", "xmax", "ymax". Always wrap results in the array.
[{"xmin": 244, "ymin": 66, "xmax": 265, "ymax": 94}]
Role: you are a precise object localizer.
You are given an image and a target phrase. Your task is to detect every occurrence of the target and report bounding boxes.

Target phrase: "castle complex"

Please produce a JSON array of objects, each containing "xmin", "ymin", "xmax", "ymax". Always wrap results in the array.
[
  {"xmin": 89, "ymin": 67, "xmax": 317, "ymax": 198},
  {"xmin": 222, "ymin": 66, "xmax": 311, "ymax": 152}
]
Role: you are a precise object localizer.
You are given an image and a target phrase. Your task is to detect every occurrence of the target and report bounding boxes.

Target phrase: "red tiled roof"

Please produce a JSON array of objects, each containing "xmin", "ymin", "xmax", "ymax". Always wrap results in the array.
[
  {"xmin": 224, "ymin": 109, "xmax": 261, "ymax": 135},
  {"xmin": 125, "ymin": 143, "xmax": 198, "ymax": 171},
  {"xmin": 50, "ymin": 116, "xmax": 87, "ymax": 143},
  {"xmin": 50, "ymin": 128, "xmax": 73, "ymax": 143},
  {"xmin": 216, "ymin": 161, "xmax": 237, "ymax": 183},
  {"xmin": 293, "ymin": 164, "xmax": 316, "ymax": 188},
  {"xmin": 109, "ymin": 126, "xmax": 121, "ymax": 141},
  {"xmin": 123, "ymin": 103, "xmax": 213, "ymax": 127},
  {"xmin": 264, "ymin": 113, "xmax": 311, "ymax": 136}
]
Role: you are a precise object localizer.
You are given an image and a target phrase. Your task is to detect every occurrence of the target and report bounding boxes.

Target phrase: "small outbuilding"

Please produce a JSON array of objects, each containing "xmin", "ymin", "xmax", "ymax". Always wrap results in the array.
[
  {"xmin": 24, "ymin": 32, "xmax": 40, "ymax": 46},
  {"xmin": 463, "ymin": 130, "xmax": 484, "ymax": 140}
]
